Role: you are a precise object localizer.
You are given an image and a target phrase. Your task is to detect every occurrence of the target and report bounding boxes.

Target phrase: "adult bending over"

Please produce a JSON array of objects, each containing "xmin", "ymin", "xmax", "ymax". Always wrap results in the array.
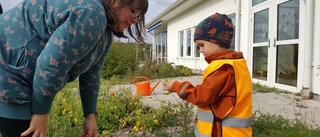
[{"xmin": 0, "ymin": 0, "xmax": 148, "ymax": 137}]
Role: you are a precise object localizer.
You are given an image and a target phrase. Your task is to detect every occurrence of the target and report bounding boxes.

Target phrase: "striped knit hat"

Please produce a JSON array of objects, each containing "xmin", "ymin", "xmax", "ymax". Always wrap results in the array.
[{"xmin": 194, "ymin": 13, "xmax": 234, "ymax": 49}]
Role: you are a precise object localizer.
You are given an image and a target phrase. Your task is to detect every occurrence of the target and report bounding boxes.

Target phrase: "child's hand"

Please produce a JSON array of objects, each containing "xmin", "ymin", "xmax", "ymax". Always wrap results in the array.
[
  {"xmin": 163, "ymin": 80, "xmax": 175, "ymax": 91},
  {"xmin": 193, "ymin": 116, "xmax": 198, "ymax": 123}
]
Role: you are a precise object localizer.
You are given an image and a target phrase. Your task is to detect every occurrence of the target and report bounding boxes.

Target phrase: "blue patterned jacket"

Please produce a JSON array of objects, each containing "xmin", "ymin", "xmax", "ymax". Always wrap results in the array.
[{"xmin": 0, "ymin": 0, "xmax": 112, "ymax": 120}]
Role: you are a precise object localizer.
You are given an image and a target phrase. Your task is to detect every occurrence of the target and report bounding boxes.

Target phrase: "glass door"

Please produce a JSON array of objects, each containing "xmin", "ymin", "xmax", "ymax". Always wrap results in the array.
[
  {"xmin": 273, "ymin": 0, "xmax": 299, "ymax": 87},
  {"xmin": 252, "ymin": 0, "xmax": 300, "ymax": 88},
  {"xmin": 252, "ymin": 2, "xmax": 272, "ymax": 83}
]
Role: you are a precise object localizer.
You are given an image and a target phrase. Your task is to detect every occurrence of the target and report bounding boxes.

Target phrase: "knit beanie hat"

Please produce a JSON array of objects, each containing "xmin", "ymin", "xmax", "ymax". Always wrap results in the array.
[{"xmin": 194, "ymin": 13, "xmax": 234, "ymax": 49}]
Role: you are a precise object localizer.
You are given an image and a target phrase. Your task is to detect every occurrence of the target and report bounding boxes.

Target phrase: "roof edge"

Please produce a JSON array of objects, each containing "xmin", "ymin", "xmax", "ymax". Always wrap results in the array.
[{"xmin": 146, "ymin": 0, "xmax": 186, "ymax": 27}]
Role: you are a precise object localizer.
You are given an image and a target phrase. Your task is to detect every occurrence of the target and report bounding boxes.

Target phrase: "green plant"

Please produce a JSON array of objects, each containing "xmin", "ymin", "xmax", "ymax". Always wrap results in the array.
[
  {"xmin": 252, "ymin": 83, "xmax": 290, "ymax": 94},
  {"xmin": 175, "ymin": 65, "xmax": 194, "ymax": 76},
  {"xmin": 101, "ymin": 42, "xmax": 139, "ymax": 79},
  {"xmin": 47, "ymin": 81, "xmax": 83, "ymax": 137},
  {"xmin": 45, "ymin": 43, "xmax": 320, "ymax": 136},
  {"xmin": 47, "ymin": 78, "xmax": 196, "ymax": 136},
  {"xmin": 46, "ymin": 78, "xmax": 320, "ymax": 137},
  {"xmin": 252, "ymin": 110, "xmax": 320, "ymax": 137}
]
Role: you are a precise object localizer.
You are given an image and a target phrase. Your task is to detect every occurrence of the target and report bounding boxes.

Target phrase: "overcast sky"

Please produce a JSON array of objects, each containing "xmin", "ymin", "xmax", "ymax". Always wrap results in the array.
[{"xmin": 0, "ymin": 0, "xmax": 175, "ymax": 43}]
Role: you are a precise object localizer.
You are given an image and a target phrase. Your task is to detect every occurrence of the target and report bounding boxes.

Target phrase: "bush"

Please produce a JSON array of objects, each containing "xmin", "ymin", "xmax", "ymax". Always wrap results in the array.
[
  {"xmin": 135, "ymin": 61, "xmax": 195, "ymax": 80},
  {"xmin": 100, "ymin": 42, "xmax": 195, "ymax": 82},
  {"xmin": 101, "ymin": 42, "xmax": 139, "ymax": 79}
]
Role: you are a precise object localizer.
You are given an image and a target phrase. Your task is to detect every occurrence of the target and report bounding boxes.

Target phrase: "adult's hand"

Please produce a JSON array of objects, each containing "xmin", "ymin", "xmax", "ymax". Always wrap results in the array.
[
  {"xmin": 81, "ymin": 113, "xmax": 98, "ymax": 137},
  {"xmin": 21, "ymin": 114, "xmax": 49, "ymax": 137}
]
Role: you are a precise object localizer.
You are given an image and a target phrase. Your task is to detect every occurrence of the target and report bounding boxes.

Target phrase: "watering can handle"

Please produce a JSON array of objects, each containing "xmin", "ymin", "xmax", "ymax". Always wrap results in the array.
[{"xmin": 134, "ymin": 76, "xmax": 149, "ymax": 84}]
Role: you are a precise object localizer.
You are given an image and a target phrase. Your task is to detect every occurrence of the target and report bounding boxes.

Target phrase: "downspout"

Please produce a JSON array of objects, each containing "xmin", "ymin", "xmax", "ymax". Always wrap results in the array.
[
  {"xmin": 302, "ymin": 0, "xmax": 314, "ymax": 99},
  {"xmin": 235, "ymin": 0, "xmax": 241, "ymax": 51}
]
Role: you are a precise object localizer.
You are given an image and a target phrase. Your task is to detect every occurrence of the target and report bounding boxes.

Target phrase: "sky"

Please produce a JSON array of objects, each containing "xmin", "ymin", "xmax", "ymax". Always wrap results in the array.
[{"xmin": 0, "ymin": 0, "xmax": 176, "ymax": 43}]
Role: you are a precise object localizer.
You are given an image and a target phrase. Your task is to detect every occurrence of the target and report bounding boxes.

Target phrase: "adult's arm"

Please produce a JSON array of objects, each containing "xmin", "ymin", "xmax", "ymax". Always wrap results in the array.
[
  {"xmin": 79, "ymin": 41, "xmax": 111, "ymax": 117},
  {"xmin": 32, "ymin": 6, "xmax": 106, "ymax": 115}
]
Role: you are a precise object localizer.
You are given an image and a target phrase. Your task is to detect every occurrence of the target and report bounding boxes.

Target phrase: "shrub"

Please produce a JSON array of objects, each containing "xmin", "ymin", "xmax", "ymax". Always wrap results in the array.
[
  {"xmin": 101, "ymin": 42, "xmax": 139, "ymax": 79},
  {"xmin": 135, "ymin": 61, "xmax": 195, "ymax": 80},
  {"xmin": 100, "ymin": 42, "xmax": 195, "ymax": 83}
]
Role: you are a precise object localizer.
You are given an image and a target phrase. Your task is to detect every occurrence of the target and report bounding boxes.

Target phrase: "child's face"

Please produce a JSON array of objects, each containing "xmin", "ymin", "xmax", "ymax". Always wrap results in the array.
[{"xmin": 195, "ymin": 40, "xmax": 226, "ymax": 57}]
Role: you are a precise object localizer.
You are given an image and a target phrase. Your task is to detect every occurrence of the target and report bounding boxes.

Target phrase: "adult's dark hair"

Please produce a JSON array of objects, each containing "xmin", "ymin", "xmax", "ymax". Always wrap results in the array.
[
  {"xmin": 101, "ymin": 0, "xmax": 149, "ymax": 43},
  {"xmin": 0, "ymin": 3, "xmax": 3, "ymax": 14}
]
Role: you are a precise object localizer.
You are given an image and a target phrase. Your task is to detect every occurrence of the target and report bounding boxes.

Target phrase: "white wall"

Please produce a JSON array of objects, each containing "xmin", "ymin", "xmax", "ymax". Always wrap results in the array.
[{"xmin": 239, "ymin": 0, "xmax": 252, "ymax": 73}]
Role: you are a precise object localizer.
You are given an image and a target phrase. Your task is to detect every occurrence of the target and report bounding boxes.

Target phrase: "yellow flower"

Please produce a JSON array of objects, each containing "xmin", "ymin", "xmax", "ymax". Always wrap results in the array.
[
  {"xmin": 133, "ymin": 126, "xmax": 139, "ymax": 131},
  {"xmin": 101, "ymin": 130, "xmax": 108, "ymax": 136},
  {"xmin": 73, "ymin": 118, "xmax": 78, "ymax": 123},
  {"xmin": 63, "ymin": 108, "xmax": 68, "ymax": 114},
  {"xmin": 140, "ymin": 126, "xmax": 144, "ymax": 130},
  {"xmin": 153, "ymin": 119, "xmax": 159, "ymax": 123}
]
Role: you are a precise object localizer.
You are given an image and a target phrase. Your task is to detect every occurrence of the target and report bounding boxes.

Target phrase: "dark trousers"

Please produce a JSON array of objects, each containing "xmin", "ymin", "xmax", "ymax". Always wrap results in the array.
[{"xmin": 0, "ymin": 117, "xmax": 32, "ymax": 137}]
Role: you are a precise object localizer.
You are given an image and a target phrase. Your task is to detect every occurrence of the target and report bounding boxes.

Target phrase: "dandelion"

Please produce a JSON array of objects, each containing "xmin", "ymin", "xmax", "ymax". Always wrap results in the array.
[
  {"xmin": 101, "ymin": 130, "xmax": 108, "ymax": 136},
  {"xmin": 133, "ymin": 126, "xmax": 139, "ymax": 131},
  {"xmin": 153, "ymin": 119, "xmax": 159, "ymax": 123},
  {"xmin": 63, "ymin": 108, "xmax": 68, "ymax": 113},
  {"xmin": 73, "ymin": 118, "xmax": 78, "ymax": 123}
]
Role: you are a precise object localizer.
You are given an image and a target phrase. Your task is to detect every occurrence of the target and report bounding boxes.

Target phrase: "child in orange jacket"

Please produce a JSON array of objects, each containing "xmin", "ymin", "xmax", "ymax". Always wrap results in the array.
[{"xmin": 163, "ymin": 13, "xmax": 252, "ymax": 137}]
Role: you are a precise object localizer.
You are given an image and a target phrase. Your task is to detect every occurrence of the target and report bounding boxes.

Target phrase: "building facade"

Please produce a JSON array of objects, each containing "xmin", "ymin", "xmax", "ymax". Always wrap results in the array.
[{"xmin": 146, "ymin": 0, "xmax": 320, "ymax": 96}]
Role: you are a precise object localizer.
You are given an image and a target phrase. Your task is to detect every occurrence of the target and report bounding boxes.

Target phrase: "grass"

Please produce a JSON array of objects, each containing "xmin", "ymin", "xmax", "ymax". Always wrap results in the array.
[
  {"xmin": 252, "ymin": 83, "xmax": 320, "ymax": 137},
  {"xmin": 252, "ymin": 111, "xmax": 320, "ymax": 137},
  {"xmin": 252, "ymin": 82, "xmax": 291, "ymax": 94}
]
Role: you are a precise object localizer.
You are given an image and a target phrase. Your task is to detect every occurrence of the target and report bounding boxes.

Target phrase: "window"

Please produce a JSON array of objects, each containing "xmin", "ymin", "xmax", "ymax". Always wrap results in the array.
[
  {"xmin": 229, "ymin": 15, "xmax": 236, "ymax": 51},
  {"xmin": 254, "ymin": 9, "xmax": 269, "ymax": 43},
  {"xmin": 253, "ymin": 46, "xmax": 268, "ymax": 80},
  {"xmin": 194, "ymin": 26, "xmax": 200, "ymax": 57},
  {"xmin": 275, "ymin": 0, "xmax": 299, "ymax": 86},
  {"xmin": 277, "ymin": 0, "xmax": 299, "ymax": 40},
  {"xmin": 162, "ymin": 31, "xmax": 167, "ymax": 59},
  {"xmin": 186, "ymin": 29, "xmax": 192, "ymax": 56},
  {"xmin": 178, "ymin": 28, "xmax": 199, "ymax": 58},
  {"xmin": 276, "ymin": 44, "xmax": 298, "ymax": 86},
  {"xmin": 179, "ymin": 31, "xmax": 184, "ymax": 57},
  {"xmin": 252, "ymin": 0, "xmax": 267, "ymax": 7},
  {"xmin": 154, "ymin": 31, "xmax": 167, "ymax": 63}
]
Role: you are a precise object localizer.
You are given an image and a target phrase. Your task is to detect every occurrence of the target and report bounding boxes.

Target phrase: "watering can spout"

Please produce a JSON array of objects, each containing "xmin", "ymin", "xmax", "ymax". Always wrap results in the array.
[
  {"xmin": 149, "ymin": 81, "xmax": 160, "ymax": 93},
  {"xmin": 134, "ymin": 76, "xmax": 160, "ymax": 96}
]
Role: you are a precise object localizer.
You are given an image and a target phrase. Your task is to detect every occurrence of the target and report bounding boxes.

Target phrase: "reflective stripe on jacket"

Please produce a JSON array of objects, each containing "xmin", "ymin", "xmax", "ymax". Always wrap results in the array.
[
  {"xmin": 195, "ymin": 58, "xmax": 252, "ymax": 137},
  {"xmin": 194, "ymin": 107, "xmax": 214, "ymax": 136}
]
